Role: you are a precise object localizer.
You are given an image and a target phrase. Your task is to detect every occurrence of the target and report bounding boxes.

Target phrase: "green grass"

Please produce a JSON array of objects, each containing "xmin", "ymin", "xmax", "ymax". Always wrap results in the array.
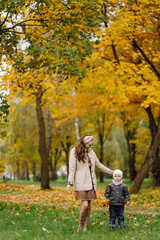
[
  {"xmin": 0, "ymin": 202, "xmax": 159, "ymax": 240},
  {"xmin": 2, "ymin": 179, "xmax": 67, "ymax": 187},
  {"xmin": 97, "ymin": 177, "xmax": 154, "ymax": 189},
  {"xmin": 1, "ymin": 177, "xmax": 153, "ymax": 189}
]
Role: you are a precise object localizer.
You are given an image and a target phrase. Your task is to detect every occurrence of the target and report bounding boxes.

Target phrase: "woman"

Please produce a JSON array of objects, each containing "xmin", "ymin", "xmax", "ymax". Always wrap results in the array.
[{"xmin": 67, "ymin": 134, "xmax": 113, "ymax": 232}]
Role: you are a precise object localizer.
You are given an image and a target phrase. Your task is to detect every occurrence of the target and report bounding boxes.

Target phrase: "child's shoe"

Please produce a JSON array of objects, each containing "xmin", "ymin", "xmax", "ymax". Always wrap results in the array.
[
  {"xmin": 109, "ymin": 224, "xmax": 115, "ymax": 230},
  {"xmin": 119, "ymin": 225, "xmax": 125, "ymax": 230}
]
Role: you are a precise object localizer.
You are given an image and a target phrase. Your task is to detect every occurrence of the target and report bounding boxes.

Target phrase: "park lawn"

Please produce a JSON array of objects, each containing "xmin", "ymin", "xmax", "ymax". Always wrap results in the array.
[
  {"xmin": 0, "ymin": 202, "xmax": 160, "ymax": 240},
  {"xmin": 0, "ymin": 179, "xmax": 160, "ymax": 213},
  {"xmin": 1, "ymin": 179, "xmax": 67, "ymax": 187},
  {"xmin": 2, "ymin": 177, "xmax": 154, "ymax": 188}
]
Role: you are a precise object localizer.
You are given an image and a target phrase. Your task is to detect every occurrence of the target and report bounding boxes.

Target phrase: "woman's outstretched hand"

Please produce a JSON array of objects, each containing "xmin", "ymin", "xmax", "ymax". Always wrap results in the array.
[{"xmin": 66, "ymin": 184, "xmax": 71, "ymax": 193}]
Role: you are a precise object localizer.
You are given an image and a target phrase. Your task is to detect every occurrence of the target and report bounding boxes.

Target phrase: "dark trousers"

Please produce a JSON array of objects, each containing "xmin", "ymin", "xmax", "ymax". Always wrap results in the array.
[{"xmin": 109, "ymin": 205, "xmax": 124, "ymax": 227}]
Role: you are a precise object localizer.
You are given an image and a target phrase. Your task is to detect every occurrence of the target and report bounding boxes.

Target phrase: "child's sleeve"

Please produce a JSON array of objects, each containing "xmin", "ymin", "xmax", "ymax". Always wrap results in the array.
[
  {"xmin": 104, "ymin": 184, "xmax": 111, "ymax": 200},
  {"xmin": 124, "ymin": 185, "xmax": 130, "ymax": 203}
]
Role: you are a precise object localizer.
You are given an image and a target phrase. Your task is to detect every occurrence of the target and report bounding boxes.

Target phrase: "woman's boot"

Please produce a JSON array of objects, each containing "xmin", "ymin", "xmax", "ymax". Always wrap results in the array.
[
  {"xmin": 77, "ymin": 210, "xmax": 87, "ymax": 232},
  {"xmin": 83, "ymin": 208, "xmax": 91, "ymax": 232}
]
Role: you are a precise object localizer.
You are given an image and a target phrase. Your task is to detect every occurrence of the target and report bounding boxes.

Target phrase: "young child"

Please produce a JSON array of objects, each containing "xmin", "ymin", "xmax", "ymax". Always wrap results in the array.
[{"xmin": 104, "ymin": 169, "xmax": 130, "ymax": 229}]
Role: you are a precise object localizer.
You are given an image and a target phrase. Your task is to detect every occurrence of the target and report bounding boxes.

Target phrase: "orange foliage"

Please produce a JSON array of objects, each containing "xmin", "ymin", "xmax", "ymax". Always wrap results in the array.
[{"xmin": 0, "ymin": 184, "xmax": 159, "ymax": 213}]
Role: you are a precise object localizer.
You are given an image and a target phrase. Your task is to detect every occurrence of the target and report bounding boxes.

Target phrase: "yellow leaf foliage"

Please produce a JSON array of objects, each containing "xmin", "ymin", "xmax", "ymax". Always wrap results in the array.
[
  {"xmin": 0, "ymin": 184, "xmax": 159, "ymax": 213},
  {"xmin": 58, "ymin": 0, "xmax": 160, "ymax": 119},
  {"xmin": 0, "ymin": 160, "xmax": 5, "ymax": 175}
]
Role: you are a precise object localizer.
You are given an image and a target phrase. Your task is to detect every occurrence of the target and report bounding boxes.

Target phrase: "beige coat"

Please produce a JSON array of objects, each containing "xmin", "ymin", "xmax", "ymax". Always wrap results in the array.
[{"xmin": 68, "ymin": 147, "xmax": 113, "ymax": 191}]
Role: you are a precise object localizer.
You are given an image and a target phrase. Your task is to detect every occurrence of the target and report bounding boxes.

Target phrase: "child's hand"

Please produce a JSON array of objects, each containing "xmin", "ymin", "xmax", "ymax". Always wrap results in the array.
[{"xmin": 126, "ymin": 201, "xmax": 130, "ymax": 206}]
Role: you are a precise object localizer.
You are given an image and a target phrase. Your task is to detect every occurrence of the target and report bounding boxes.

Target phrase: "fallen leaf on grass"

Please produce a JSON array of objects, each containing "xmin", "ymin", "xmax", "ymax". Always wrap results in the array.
[
  {"xmin": 42, "ymin": 227, "xmax": 49, "ymax": 233},
  {"xmin": 92, "ymin": 221, "xmax": 98, "ymax": 225},
  {"xmin": 99, "ymin": 222, "xmax": 104, "ymax": 225},
  {"xmin": 0, "ymin": 184, "xmax": 160, "ymax": 213},
  {"xmin": 145, "ymin": 217, "xmax": 154, "ymax": 224},
  {"xmin": 134, "ymin": 222, "xmax": 139, "ymax": 226}
]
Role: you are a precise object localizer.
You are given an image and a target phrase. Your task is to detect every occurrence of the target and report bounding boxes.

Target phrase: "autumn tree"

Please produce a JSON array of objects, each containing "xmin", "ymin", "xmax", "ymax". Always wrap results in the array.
[
  {"xmin": 1, "ymin": 100, "xmax": 40, "ymax": 180},
  {"xmin": 3, "ymin": 0, "xmax": 104, "ymax": 189},
  {"xmin": 56, "ymin": 121, "xmax": 76, "ymax": 174},
  {"xmin": 58, "ymin": 0, "xmax": 160, "ymax": 191},
  {"xmin": 120, "ymin": 108, "xmax": 141, "ymax": 180},
  {"xmin": 84, "ymin": 109, "xmax": 114, "ymax": 182},
  {"xmin": 0, "ymin": 1, "xmax": 26, "ymax": 63},
  {"xmin": 0, "ymin": 92, "xmax": 10, "ymax": 175},
  {"xmin": 94, "ymin": 0, "xmax": 159, "ymax": 192},
  {"xmin": 0, "ymin": 160, "xmax": 5, "ymax": 176},
  {"xmin": 0, "ymin": 93, "xmax": 10, "ymax": 138}
]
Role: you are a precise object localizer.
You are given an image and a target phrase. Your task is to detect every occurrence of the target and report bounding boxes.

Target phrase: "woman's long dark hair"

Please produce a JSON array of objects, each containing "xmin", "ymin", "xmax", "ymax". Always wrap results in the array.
[{"xmin": 74, "ymin": 134, "xmax": 92, "ymax": 162}]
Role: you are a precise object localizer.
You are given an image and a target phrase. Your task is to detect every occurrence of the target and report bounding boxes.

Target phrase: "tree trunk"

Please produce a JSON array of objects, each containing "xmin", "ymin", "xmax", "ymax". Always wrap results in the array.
[
  {"xmin": 46, "ymin": 108, "xmax": 52, "ymax": 159},
  {"xmin": 50, "ymin": 153, "xmax": 57, "ymax": 181},
  {"xmin": 50, "ymin": 149, "xmax": 61, "ymax": 180},
  {"xmin": 75, "ymin": 116, "xmax": 80, "ymax": 140},
  {"xmin": 49, "ymin": 151, "xmax": 54, "ymax": 180},
  {"xmin": 129, "ymin": 144, "xmax": 137, "ymax": 181},
  {"xmin": 16, "ymin": 160, "xmax": 20, "ymax": 180},
  {"xmin": 46, "ymin": 108, "xmax": 53, "ymax": 180},
  {"xmin": 98, "ymin": 112, "xmax": 106, "ymax": 183},
  {"xmin": 25, "ymin": 161, "xmax": 29, "ymax": 180},
  {"xmin": 124, "ymin": 126, "xmax": 137, "ymax": 181},
  {"xmin": 95, "ymin": 112, "xmax": 111, "ymax": 183},
  {"xmin": 145, "ymin": 106, "xmax": 160, "ymax": 186},
  {"xmin": 99, "ymin": 136, "xmax": 104, "ymax": 182},
  {"xmin": 66, "ymin": 150, "xmax": 69, "ymax": 175},
  {"xmin": 52, "ymin": 149, "xmax": 59, "ymax": 180},
  {"xmin": 35, "ymin": 93, "xmax": 49, "ymax": 190},
  {"xmin": 71, "ymin": 88, "xmax": 80, "ymax": 141},
  {"xmin": 129, "ymin": 121, "xmax": 160, "ymax": 193},
  {"xmin": 152, "ymin": 148, "xmax": 160, "ymax": 186},
  {"xmin": 22, "ymin": 161, "xmax": 29, "ymax": 180},
  {"xmin": 21, "ymin": 163, "xmax": 25, "ymax": 180},
  {"xmin": 61, "ymin": 136, "xmax": 71, "ymax": 174},
  {"xmin": 32, "ymin": 161, "xmax": 36, "ymax": 181}
]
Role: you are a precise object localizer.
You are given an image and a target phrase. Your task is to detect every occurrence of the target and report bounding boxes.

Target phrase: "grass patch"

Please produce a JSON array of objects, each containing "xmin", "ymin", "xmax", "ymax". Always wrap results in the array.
[
  {"xmin": 1, "ymin": 179, "xmax": 67, "ymax": 187},
  {"xmin": 97, "ymin": 177, "xmax": 153, "ymax": 189},
  {"xmin": 0, "ymin": 190, "xmax": 28, "ymax": 195},
  {"xmin": 1, "ymin": 177, "xmax": 153, "ymax": 188},
  {"xmin": 0, "ymin": 179, "xmax": 159, "ymax": 214},
  {"xmin": 0, "ymin": 202, "xmax": 159, "ymax": 240}
]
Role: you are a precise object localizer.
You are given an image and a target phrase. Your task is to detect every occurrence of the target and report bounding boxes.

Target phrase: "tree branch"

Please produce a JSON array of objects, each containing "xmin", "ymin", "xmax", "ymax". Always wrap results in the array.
[
  {"xmin": 0, "ymin": 12, "xmax": 9, "ymax": 28},
  {"xmin": 111, "ymin": 41, "xmax": 120, "ymax": 65},
  {"xmin": 132, "ymin": 38, "xmax": 160, "ymax": 80},
  {"xmin": 145, "ymin": 106, "xmax": 157, "ymax": 138}
]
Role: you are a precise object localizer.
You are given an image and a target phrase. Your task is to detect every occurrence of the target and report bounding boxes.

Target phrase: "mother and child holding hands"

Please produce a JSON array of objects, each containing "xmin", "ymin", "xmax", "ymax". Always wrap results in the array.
[{"xmin": 67, "ymin": 134, "xmax": 130, "ymax": 232}]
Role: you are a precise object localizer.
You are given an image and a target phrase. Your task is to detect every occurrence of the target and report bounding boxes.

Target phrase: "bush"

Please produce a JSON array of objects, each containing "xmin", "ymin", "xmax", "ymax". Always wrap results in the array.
[{"xmin": 34, "ymin": 172, "xmax": 41, "ymax": 181}]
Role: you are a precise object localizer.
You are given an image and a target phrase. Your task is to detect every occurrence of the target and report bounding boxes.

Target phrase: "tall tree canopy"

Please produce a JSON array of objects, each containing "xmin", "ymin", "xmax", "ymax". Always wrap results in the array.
[{"xmin": 3, "ymin": 0, "xmax": 104, "ymax": 189}]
